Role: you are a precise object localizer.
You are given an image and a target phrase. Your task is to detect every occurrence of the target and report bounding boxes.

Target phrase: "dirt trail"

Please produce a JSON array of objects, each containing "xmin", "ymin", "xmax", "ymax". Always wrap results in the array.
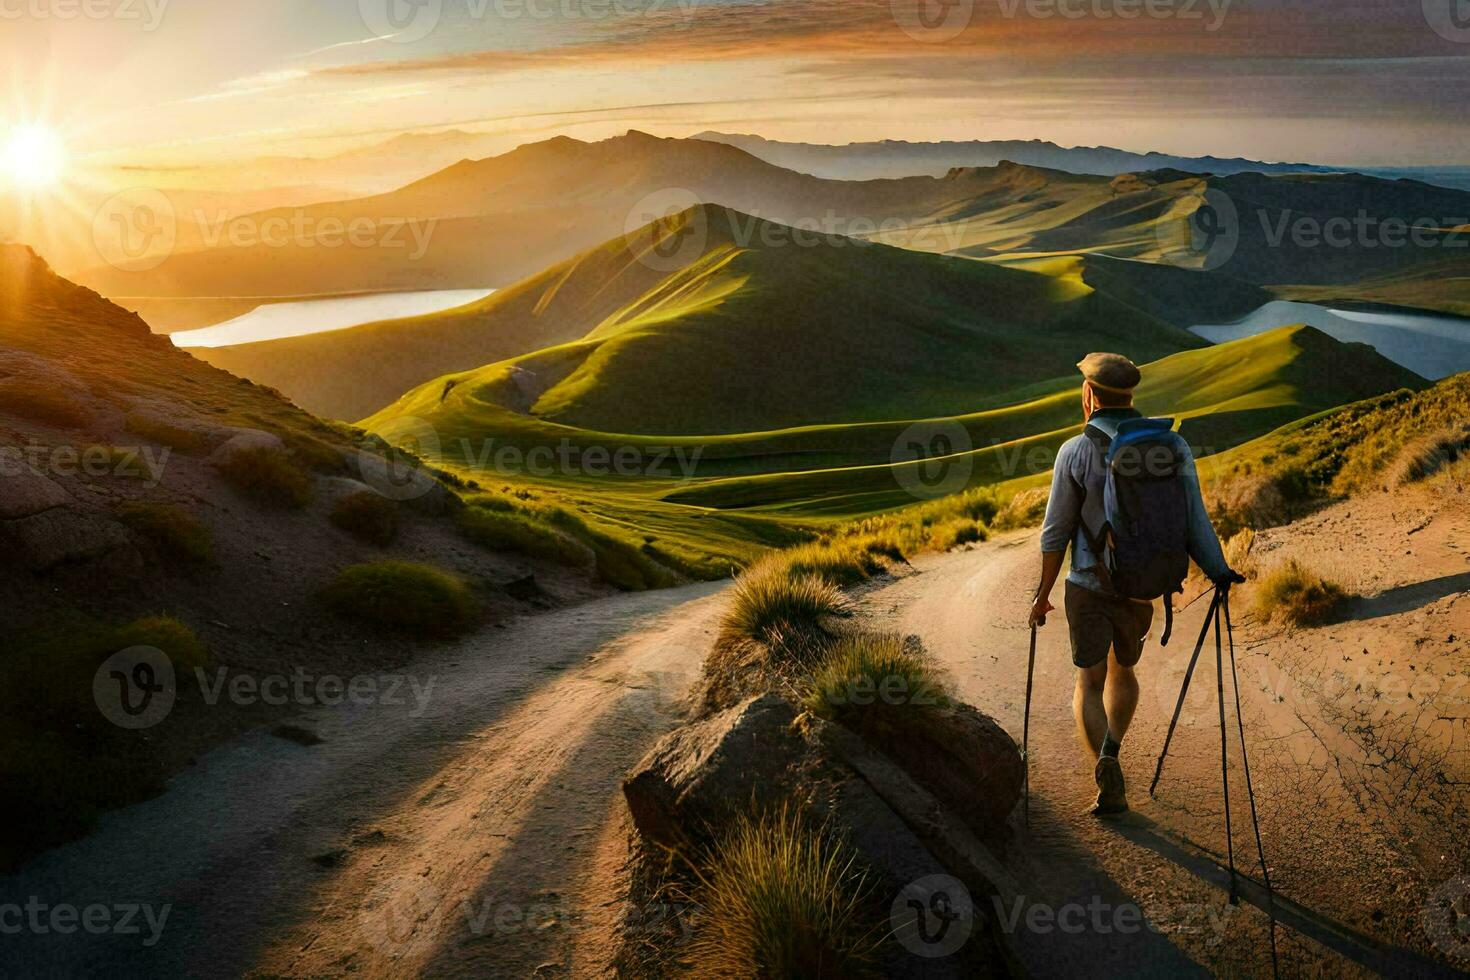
[
  {"xmin": 855, "ymin": 487, "xmax": 1469, "ymax": 977},
  {"xmin": 0, "ymin": 581, "xmax": 727, "ymax": 979}
]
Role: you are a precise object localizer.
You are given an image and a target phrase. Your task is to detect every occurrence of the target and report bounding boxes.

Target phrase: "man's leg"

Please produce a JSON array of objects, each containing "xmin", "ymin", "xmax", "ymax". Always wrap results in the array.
[
  {"xmin": 1073, "ymin": 660, "xmax": 1109, "ymax": 757},
  {"xmin": 1103, "ymin": 654, "xmax": 1139, "ymax": 744}
]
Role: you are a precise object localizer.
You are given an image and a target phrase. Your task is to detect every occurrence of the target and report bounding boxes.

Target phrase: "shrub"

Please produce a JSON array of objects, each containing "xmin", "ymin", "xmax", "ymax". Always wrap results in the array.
[
  {"xmin": 992, "ymin": 487, "xmax": 1049, "ymax": 530},
  {"xmin": 0, "ymin": 381, "xmax": 91, "ymax": 428},
  {"xmin": 686, "ymin": 804, "xmax": 881, "ymax": 979},
  {"xmin": 721, "ymin": 559, "xmax": 847, "ymax": 653},
  {"xmin": 217, "ymin": 447, "xmax": 313, "ymax": 509},
  {"xmin": 330, "ymin": 491, "xmax": 400, "ymax": 547},
  {"xmin": 1254, "ymin": 559, "xmax": 1348, "ymax": 627},
  {"xmin": 1388, "ymin": 426, "xmax": 1470, "ymax": 487},
  {"xmin": 930, "ymin": 519, "xmax": 986, "ymax": 552},
  {"xmin": 116, "ymin": 501, "xmax": 213, "ymax": 563},
  {"xmin": 458, "ymin": 506, "xmax": 591, "ymax": 568},
  {"xmin": 125, "ymin": 414, "xmax": 211, "ymax": 455},
  {"xmin": 319, "ymin": 560, "xmax": 477, "ymax": 637},
  {"xmin": 804, "ymin": 633, "xmax": 950, "ymax": 739}
]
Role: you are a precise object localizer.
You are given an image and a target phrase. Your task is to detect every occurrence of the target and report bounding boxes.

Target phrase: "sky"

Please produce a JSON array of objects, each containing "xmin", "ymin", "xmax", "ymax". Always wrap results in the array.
[{"xmin": 1, "ymin": 0, "xmax": 1468, "ymax": 168}]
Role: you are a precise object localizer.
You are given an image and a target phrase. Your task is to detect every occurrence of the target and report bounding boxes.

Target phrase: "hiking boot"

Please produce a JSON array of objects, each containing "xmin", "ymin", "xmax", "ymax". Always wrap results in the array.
[{"xmin": 1092, "ymin": 756, "xmax": 1128, "ymax": 816}]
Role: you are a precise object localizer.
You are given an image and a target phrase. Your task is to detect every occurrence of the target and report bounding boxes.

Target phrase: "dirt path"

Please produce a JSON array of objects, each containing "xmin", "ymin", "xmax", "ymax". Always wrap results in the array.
[
  {"xmin": 855, "ymin": 489, "xmax": 1469, "ymax": 977},
  {"xmin": 0, "ymin": 581, "xmax": 728, "ymax": 979}
]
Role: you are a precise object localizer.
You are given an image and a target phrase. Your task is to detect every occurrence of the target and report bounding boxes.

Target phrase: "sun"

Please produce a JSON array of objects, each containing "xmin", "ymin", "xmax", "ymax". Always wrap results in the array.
[{"xmin": 3, "ymin": 124, "xmax": 67, "ymax": 190}]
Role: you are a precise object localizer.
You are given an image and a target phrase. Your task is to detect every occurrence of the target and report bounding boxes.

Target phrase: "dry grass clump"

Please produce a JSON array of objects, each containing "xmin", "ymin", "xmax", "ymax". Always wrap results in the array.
[
  {"xmin": 720, "ymin": 558, "xmax": 848, "ymax": 654},
  {"xmin": 116, "ymin": 501, "xmax": 213, "ymax": 564},
  {"xmin": 0, "ymin": 380, "xmax": 91, "ymax": 428},
  {"xmin": 217, "ymin": 447, "xmax": 313, "ymax": 509},
  {"xmin": 928, "ymin": 519, "xmax": 987, "ymax": 552},
  {"xmin": 803, "ymin": 633, "xmax": 950, "ymax": 740},
  {"xmin": 684, "ymin": 804, "xmax": 881, "ymax": 979},
  {"xmin": 319, "ymin": 560, "xmax": 477, "ymax": 638},
  {"xmin": 991, "ymin": 487, "xmax": 1049, "ymax": 530},
  {"xmin": 125, "ymin": 413, "xmax": 212, "ymax": 455},
  {"xmin": 1254, "ymin": 558, "xmax": 1349, "ymax": 627},
  {"xmin": 330, "ymin": 491, "xmax": 401, "ymax": 547},
  {"xmin": 1387, "ymin": 426, "xmax": 1470, "ymax": 487}
]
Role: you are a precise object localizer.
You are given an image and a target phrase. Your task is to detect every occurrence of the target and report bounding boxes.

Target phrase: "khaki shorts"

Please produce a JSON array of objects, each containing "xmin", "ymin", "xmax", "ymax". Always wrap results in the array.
[{"xmin": 1066, "ymin": 580, "xmax": 1155, "ymax": 669}]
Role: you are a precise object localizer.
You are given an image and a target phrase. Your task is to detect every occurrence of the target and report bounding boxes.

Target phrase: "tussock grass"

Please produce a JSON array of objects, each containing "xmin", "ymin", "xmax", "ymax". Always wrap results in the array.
[
  {"xmin": 685, "ymin": 804, "xmax": 881, "ymax": 979},
  {"xmin": 991, "ymin": 486, "xmax": 1049, "ymax": 531},
  {"xmin": 217, "ymin": 446, "xmax": 313, "ymax": 509},
  {"xmin": 0, "ymin": 381, "xmax": 91, "ymax": 427},
  {"xmin": 781, "ymin": 538, "xmax": 891, "ymax": 587},
  {"xmin": 929, "ymin": 518, "xmax": 987, "ymax": 552},
  {"xmin": 116, "ymin": 501, "xmax": 213, "ymax": 564},
  {"xmin": 1254, "ymin": 559, "xmax": 1348, "ymax": 627},
  {"xmin": 125, "ymin": 413, "xmax": 211, "ymax": 455},
  {"xmin": 721, "ymin": 558, "xmax": 848, "ymax": 652},
  {"xmin": 330, "ymin": 491, "xmax": 401, "ymax": 547},
  {"xmin": 320, "ymin": 560, "xmax": 477, "ymax": 637},
  {"xmin": 1388, "ymin": 426, "xmax": 1470, "ymax": 486},
  {"xmin": 804, "ymin": 633, "xmax": 950, "ymax": 739},
  {"xmin": 459, "ymin": 505, "xmax": 591, "ymax": 567}
]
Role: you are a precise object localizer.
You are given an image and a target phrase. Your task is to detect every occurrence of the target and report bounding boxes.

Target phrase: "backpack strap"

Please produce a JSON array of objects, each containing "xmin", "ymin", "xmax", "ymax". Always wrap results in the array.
[{"xmin": 1070, "ymin": 425, "xmax": 1117, "ymax": 594}]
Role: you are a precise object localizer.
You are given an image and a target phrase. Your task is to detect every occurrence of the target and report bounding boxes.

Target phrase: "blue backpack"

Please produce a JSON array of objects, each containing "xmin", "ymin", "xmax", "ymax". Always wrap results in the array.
[{"xmin": 1078, "ymin": 418, "xmax": 1191, "ymax": 644}]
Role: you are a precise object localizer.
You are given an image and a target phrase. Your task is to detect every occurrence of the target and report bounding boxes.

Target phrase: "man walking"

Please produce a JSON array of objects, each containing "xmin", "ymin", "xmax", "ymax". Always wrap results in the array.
[{"xmin": 1029, "ymin": 353, "xmax": 1239, "ymax": 816}]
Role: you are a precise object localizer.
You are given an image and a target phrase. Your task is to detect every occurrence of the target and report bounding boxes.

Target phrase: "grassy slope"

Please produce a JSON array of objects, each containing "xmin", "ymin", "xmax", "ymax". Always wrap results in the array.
[{"xmin": 366, "ymin": 205, "xmax": 1202, "ymax": 438}]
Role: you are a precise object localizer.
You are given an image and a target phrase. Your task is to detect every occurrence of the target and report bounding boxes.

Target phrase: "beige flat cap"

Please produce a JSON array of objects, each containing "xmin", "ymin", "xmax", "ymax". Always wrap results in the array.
[{"xmin": 1077, "ymin": 352, "xmax": 1141, "ymax": 393}]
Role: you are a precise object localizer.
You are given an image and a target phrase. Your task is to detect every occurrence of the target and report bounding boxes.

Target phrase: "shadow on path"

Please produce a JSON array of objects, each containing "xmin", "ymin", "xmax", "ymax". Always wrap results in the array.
[{"xmin": 1345, "ymin": 571, "xmax": 1470, "ymax": 622}]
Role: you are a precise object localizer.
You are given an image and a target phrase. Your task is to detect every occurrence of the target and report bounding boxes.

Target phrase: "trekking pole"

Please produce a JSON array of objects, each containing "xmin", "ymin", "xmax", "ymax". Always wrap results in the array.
[
  {"xmin": 1149, "ymin": 588, "xmax": 1220, "ymax": 796},
  {"xmin": 1214, "ymin": 593, "xmax": 1237, "ymax": 904},
  {"xmin": 1223, "ymin": 592, "xmax": 1280, "ymax": 978},
  {"xmin": 1022, "ymin": 619, "xmax": 1039, "ymax": 830}
]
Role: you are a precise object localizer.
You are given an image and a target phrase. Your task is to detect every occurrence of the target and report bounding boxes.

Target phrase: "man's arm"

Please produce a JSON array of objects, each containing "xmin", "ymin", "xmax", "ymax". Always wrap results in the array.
[
  {"xmin": 1176, "ymin": 437, "xmax": 1232, "ymax": 582},
  {"xmin": 1032, "ymin": 442, "xmax": 1081, "ymax": 626}
]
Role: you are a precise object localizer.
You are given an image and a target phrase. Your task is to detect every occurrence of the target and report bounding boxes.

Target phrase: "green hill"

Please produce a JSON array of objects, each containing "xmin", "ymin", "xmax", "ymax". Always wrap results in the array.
[{"xmin": 366, "ymin": 205, "xmax": 1203, "ymax": 437}]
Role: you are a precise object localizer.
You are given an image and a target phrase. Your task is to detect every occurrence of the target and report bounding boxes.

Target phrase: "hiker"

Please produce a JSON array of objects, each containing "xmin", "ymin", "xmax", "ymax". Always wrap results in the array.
[{"xmin": 1028, "ymin": 353, "xmax": 1243, "ymax": 816}]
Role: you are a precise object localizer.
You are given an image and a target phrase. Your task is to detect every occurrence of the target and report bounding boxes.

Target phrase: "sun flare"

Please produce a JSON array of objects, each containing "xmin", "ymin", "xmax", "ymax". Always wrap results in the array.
[{"xmin": 3, "ymin": 124, "xmax": 67, "ymax": 190}]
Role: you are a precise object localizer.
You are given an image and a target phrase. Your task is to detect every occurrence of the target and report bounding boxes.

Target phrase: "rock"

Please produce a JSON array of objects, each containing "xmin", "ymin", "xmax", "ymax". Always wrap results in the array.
[
  {"xmin": 864, "ymin": 702, "xmax": 1024, "ymax": 837},
  {"xmin": 623, "ymin": 693, "xmax": 807, "ymax": 849},
  {"xmin": 208, "ymin": 428, "xmax": 285, "ymax": 466},
  {"xmin": 320, "ymin": 476, "xmax": 378, "ymax": 503},
  {"xmin": 0, "ymin": 506, "xmax": 133, "ymax": 572},
  {"xmin": 0, "ymin": 465, "xmax": 72, "ymax": 519},
  {"xmin": 350, "ymin": 452, "xmax": 461, "ymax": 516}
]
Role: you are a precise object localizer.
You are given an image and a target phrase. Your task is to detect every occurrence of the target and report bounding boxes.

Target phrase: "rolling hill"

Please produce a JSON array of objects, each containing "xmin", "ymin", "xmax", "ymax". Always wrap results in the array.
[{"xmin": 358, "ymin": 205, "xmax": 1204, "ymax": 435}]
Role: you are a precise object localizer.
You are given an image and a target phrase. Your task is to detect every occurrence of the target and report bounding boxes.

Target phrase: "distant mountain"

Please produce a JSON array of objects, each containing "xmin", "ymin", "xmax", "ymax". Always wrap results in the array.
[{"xmin": 690, "ymin": 132, "xmax": 1341, "ymax": 182}]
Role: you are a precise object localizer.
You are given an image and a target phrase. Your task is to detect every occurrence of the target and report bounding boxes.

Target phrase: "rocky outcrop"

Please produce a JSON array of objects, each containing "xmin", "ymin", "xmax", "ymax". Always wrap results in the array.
[
  {"xmin": 623, "ymin": 694, "xmax": 1022, "ymax": 977},
  {"xmin": 208, "ymin": 428, "xmax": 286, "ymax": 466}
]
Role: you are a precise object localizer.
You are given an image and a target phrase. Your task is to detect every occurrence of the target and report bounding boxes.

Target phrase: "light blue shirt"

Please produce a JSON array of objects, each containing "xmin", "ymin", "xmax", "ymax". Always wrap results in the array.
[{"xmin": 1039, "ymin": 409, "xmax": 1230, "ymax": 593}]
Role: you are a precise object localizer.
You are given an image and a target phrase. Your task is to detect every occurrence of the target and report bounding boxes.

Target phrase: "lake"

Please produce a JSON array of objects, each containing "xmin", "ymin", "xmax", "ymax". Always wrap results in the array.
[
  {"xmin": 169, "ymin": 289, "xmax": 495, "ymax": 349},
  {"xmin": 1190, "ymin": 300, "xmax": 1470, "ymax": 381}
]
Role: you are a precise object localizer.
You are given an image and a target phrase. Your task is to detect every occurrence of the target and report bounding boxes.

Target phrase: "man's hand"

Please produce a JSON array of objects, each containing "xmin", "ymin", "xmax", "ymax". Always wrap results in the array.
[
  {"xmin": 1029, "ymin": 596, "xmax": 1054, "ymax": 627},
  {"xmin": 1214, "ymin": 569, "xmax": 1247, "ymax": 591}
]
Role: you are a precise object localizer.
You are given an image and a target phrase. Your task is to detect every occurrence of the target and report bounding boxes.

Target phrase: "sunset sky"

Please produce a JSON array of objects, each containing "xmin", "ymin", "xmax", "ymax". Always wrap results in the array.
[{"xmin": 2, "ymin": 0, "xmax": 1468, "ymax": 168}]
